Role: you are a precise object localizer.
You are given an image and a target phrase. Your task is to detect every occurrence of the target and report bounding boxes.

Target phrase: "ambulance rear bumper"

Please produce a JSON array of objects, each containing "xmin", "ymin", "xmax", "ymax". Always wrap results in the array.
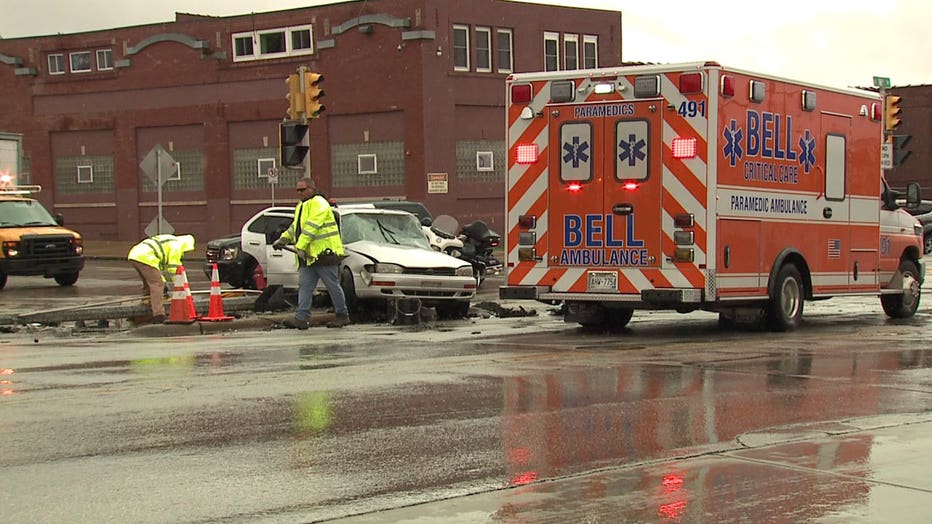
[{"xmin": 502, "ymin": 286, "xmax": 705, "ymax": 305}]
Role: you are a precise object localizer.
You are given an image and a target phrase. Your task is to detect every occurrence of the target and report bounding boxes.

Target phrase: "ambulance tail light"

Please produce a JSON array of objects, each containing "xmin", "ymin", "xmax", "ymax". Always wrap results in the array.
[
  {"xmin": 673, "ymin": 213, "xmax": 694, "ymax": 228},
  {"xmin": 567, "ymin": 183, "xmax": 583, "ymax": 193},
  {"xmin": 518, "ymin": 247, "xmax": 539, "ymax": 261},
  {"xmin": 518, "ymin": 215, "xmax": 536, "ymax": 229},
  {"xmin": 623, "ymin": 181, "xmax": 639, "ymax": 191},
  {"xmin": 511, "ymin": 83, "xmax": 532, "ymax": 104},
  {"xmin": 678, "ymin": 72, "xmax": 703, "ymax": 94},
  {"xmin": 671, "ymin": 137, "xmax": 698, "ymax": 159},
  {"xmin": 674, "ymin": 231, "xmax": 694, "ymax": 246},
  {"xmin": 516, "ymin": 144, "xmax": 538, "ymax": 164},
  {"xmin": 720, "ymin": 75, "xmax": 735, "ymax": 97},
  {"xmin": 674, "ymin": 248, "xmax": 694, "ymax": 263}
]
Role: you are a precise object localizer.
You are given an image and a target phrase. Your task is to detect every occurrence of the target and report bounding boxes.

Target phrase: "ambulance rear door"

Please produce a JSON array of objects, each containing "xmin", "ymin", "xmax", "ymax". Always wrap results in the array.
[{"xmin": 547, "ymin": 99, "xmax": 664, "ymax": 292}]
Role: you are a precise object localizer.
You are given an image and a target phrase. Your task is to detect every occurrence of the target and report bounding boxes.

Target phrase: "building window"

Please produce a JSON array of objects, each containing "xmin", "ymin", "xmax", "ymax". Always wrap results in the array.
[
  {"xmin": 358, "ymin": 154, "xmax": 378, "ymax": 175},
  {"xmin": 70, "ymin": 51, "xmax": 91, "ymax": 73},
  {"xmin": 77, "ymin": 165, "xmax": 93, "ymax": 184},
  {"xmin": 234, "ymin": 35, "xmax": 255, "ymax": 59},
  {"xmin": 477, "ymin": 151, "xmax": 494, "ymax": 172},
  {"xmin": 259, "ymin": 31, "xmax": 286, "ymax": 56},
  {"xmin": 497, "ymin": 29, "xmax": 513, "ymax": 73},
  {"xmin": 583, "ymin": 35, "xmax": 598, "ymax": 69},
  {"xmin": 475, "ymin": 27, "xmax": 491, "ymax": 72},
  {"xmin": 96, "ymin": 49, "xmax": 113, "ymax": 70},
  {"xmin": 232, "ymin": 24, "xmax": 314, "ymax": 62},
  {"xmin": 453, "ymin": 24, "xmax": 469, "ymax": 71},
  {"xmin": 257, "ymin": 158, "xmax": 276, "ymax": 178},
  {"xmin": 544, "ymin": 32, "xmax": 559, "ymax": 71},
  {"xmin": 291, "ymin": 28, "xmax": 312, "ymax": 52},
  {"xmin": 48, "ymin": 54, "xmax": 65, "ymax": 75},
  {"xmin": 167, "ymin": 161, "xmax": 182, "ymax": 182},
  {"xmin": 564, "ymin": 34, "xmax": 578, "ymax": 70}
]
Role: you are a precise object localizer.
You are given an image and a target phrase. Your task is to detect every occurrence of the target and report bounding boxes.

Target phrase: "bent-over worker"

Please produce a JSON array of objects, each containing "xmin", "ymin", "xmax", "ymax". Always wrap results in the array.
[{"xmin": 127, "ymin": 233, "xmax": 196, "ymax": 323}]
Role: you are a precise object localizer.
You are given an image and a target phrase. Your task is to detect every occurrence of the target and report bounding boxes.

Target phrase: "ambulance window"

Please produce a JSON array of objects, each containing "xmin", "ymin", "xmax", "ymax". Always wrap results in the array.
[
  {"xmin": 559, "ymin": 122, "xmax": 593, "ymax": 182},
  {"xmin": 615, "ymin": 120, "xmax": 650, "ymax": 181},
  {"xmin": 825, "ymin": 134, "xmax": 846, "ymax": 201}
]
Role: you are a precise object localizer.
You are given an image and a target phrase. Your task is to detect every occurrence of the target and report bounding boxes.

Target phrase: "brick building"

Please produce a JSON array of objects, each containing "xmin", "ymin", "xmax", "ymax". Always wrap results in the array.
[
  {"xmin": 0, "ymin": 0, "xmax": 621, "ymax": 242},
  {"xmin": 885, "ymin": 84, "xmax": 932, "ymax": 191}
]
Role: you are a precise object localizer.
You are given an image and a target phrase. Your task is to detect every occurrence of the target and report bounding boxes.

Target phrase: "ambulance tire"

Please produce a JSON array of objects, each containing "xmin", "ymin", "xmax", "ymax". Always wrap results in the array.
[
  {"xmin": 881, "ymin": 259, "xmax": 921, "ymax": 319},
  {"xmin": 580, "ymin": 307, "xmax": 634, "ymax": 331},
  {"xmin": 767, "ymin": 264, "xmax": 804, "ymax": 332}
]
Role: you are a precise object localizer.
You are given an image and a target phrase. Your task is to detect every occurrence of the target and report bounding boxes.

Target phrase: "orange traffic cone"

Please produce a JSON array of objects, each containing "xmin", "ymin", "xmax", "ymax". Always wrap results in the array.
[
  {"xmin": 165, "ymin": 267, "xmax": 195, "ymax": 324},
  {"xmin": 201, "ymin": 263, "xmax": 234, "ymax": 321},
  {"xmin": 181, "ymin": 266, "xmax": 200, "ymax": 320}
]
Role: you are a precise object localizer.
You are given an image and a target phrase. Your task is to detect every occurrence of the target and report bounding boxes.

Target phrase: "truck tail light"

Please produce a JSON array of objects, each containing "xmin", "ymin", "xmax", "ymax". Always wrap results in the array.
[
  {"xmin": 672, "ymin": 137, "xmax": 698, "ymax": 159},
  {"xmin": 516, "ymin": 144, "xmax": 538, "ymax": 164},
  {"xmin": 679, "ymin": 72, "xmax": 703, "ymax": 94},
  {"xmin": 721, "ymin": 75, "xmax": 735, "ymax": 97},
  {"xmin": 511, "ymin": 84, "xmax": 532, "ymax": 104}
]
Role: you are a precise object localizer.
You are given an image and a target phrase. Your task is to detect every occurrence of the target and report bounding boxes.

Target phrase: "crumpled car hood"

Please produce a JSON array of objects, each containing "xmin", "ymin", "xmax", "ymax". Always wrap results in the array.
[{"xmin": 347, "ymin": 240, "xmax": 470, "ymax": 269}]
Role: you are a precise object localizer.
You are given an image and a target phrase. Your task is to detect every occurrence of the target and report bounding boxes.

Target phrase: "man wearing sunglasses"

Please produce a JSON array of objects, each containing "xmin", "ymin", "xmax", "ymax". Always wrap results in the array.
[{"xmin": 272, "ymin": 177, "xmax": 350, "ymax": 329}]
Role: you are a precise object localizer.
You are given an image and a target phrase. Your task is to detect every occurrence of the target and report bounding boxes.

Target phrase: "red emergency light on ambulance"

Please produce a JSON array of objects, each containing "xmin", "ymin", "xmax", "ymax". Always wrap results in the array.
[{"xmin": 500, "ymin": 61, "xmax": 924, "ymax": 331}]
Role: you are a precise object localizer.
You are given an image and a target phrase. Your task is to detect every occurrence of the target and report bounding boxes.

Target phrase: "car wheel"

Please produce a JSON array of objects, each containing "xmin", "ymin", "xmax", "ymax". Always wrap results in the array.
[
  {"xmin": 924, "ymin": 234, "xmax": 932, "ymax": 255},
  {"xmin": 881, "ymin": 259, "xmax": 921, "ymax": 318},
  {"xmin": 54, "ymin": 272, "xmax": 79, "ymax": 287},
  {"xmin": 340, "ymin": 267, "xmax": 360, "ymax": 313},
  {"xmin": 242, "ymin": 259, "xmax": 259, "ymax": 289},
  {"xmin": 766, "ymin": 264, "xmax": 804, "ymax": 332}
]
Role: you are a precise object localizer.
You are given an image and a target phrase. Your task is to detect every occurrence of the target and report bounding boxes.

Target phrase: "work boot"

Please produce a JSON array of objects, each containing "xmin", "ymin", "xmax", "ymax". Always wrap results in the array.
[
  {"xmin": 283, "ymin": 317, "xmax": 309, "ymax": 330},
  {"xmin": 327, "ymin": 314, "xmax": 350, "ymax": 328},
  {"xmin": 150, "ymin": 315, "xmax": 166, "ymax": 324}
]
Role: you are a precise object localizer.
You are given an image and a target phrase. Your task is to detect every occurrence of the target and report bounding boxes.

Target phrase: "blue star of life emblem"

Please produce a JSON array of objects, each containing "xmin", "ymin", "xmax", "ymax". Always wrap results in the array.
[
  {"xmin": 618, "ymin": 133, "xmax": 646, "ymax": 167},
  {"xmin": 723, "ymin": 119, "xmax": 744, "ymax": 167},
  {"xmin": 798, "ymin": 130, "xmax": 816, "ymax": 173},
  {"xmin": 563, "ymin": 136, "xmax": 590, "ymax": 168}
]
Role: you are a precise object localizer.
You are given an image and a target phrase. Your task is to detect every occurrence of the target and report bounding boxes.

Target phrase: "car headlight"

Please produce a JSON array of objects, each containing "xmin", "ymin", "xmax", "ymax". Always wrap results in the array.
[
  {"xmin": 220, "ymin": 246, "xmax": 239, "ymax": 260},
  {"xmin": 373, "ymin": 263, "xmax": 403, "ymax": 274},
  {"xmin": 455, "ymin": 265, "xmax": 474, "ymax": 277}
]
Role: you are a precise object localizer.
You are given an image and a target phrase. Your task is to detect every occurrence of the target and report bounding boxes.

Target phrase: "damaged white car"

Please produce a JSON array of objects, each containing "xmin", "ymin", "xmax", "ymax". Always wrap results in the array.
[{"xmin": 241, "ymin": 205, "xmax": 476, "ymax": 318}]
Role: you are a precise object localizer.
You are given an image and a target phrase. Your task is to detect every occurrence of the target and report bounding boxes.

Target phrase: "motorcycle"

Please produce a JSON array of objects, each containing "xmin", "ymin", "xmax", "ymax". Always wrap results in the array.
[{"xmin": 421, "ymin": 215, "xmax": 464, "ymax": 257}]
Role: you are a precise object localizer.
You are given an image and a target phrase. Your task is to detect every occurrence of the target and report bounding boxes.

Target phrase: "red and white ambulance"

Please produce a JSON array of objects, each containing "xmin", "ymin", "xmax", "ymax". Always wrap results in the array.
[{"xmin": 500, "ymin": 61, "xmax": 923, "ymax": 331}]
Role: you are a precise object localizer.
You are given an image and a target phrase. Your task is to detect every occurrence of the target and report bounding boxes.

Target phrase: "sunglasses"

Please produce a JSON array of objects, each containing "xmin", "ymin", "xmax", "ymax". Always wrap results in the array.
[{"xmin": 296, "ymin": 187, "xmax": 308, "ymax": 192}]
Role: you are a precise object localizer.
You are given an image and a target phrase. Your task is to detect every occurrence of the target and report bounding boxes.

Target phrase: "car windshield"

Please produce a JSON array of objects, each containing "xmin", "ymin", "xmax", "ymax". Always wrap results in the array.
[
  {"xmin": 340, "ymin": 212, "xmax": 430, "ymax": 249},
  {"xmin": 0, "ymin": 200, "xmax": 58, "ymax": 227}
]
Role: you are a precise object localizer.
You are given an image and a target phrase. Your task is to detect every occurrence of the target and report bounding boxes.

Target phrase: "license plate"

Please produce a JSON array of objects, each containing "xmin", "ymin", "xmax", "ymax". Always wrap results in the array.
[{"xmin": 587, "ymin": 271, "xmax": 618, "ymax": 292}]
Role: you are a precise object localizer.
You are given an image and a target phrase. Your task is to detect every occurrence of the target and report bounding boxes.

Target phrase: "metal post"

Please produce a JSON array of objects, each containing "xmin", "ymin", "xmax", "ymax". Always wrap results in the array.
[
  {"xmin": 298, "ymin": 65, "xmax": 312, "ymax": 182},
  {"xmin": 156, "ymin": 149, "xmax": 164, "ymax": 235}
]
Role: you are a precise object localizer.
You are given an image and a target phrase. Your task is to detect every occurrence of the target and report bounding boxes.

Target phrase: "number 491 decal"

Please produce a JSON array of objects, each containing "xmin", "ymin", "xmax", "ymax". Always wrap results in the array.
[{"xmin": 677, "ymin": 100, "xmax": 707, "ymax": 118}]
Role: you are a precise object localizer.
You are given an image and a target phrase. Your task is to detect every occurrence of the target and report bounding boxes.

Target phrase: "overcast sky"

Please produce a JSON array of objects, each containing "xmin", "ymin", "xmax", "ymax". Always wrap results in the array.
[{"xmin": 1, "ymin": 0, "xmax": 928, "ymax": 89}]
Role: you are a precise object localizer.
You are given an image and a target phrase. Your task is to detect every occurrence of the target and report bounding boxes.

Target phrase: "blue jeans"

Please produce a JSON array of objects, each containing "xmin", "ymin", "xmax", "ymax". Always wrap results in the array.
[{"xmin": 296, "ymin": 263, "xmax": 348, "ymax": 321}]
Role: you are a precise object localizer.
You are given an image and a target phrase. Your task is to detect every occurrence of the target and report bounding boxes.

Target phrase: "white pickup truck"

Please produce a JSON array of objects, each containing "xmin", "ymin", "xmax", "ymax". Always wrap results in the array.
[{"xmin": 239, "ymin": 205, "xmax": 477, "ymax": 318}]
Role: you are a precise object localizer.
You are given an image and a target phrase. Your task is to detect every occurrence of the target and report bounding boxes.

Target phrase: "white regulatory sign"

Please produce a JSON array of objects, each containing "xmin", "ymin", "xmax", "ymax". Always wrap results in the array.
[
  {"xmin": 267, "ymin": 167, "xmax": 279, "ymax": 183},
  {"xmin": 881, "ymin": 143, "xmax": 893, "ymax": 170}
]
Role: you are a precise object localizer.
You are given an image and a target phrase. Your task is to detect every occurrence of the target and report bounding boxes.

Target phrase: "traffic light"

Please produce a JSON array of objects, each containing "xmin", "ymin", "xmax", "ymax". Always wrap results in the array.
[
  {"xmin": 304, "ymin": 72, "xmax": 325, "ymax": 118},
  {"xmin": 892, "ymin": 134, "xmax": 912, "ymax": 166},
  {"xmin": 280, "ymin": 122, "xmax": 309, "ymax": 167},
  {"xmin": 285, "ymin": 73, "xmax": 304, "ymax": 119},
  {"xmin": 884, "ymin": 94, "xmax": 902, "ymax": 136}
]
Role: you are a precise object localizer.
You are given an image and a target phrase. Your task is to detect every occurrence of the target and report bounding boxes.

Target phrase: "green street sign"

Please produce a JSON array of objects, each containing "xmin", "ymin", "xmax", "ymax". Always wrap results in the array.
[{"xmin": 873, "ymin": 76, "xmax": 891, "ymax": 89}]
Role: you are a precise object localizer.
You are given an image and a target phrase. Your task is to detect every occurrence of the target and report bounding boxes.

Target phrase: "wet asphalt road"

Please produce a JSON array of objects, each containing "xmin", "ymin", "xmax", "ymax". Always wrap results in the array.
[{"xmin": 1, "ymin": 263, "xmax": 931, "ymax": 522}]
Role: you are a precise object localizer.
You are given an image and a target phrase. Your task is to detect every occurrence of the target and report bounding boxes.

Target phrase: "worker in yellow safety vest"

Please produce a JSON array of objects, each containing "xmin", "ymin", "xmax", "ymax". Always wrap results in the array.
[
  {"xmin": 272, "ymin": 177, "xmax": 349, "ymax": 329},
  {"xmin": 127, "ymin": 234, "xmax": 195, "ymax": 323}
]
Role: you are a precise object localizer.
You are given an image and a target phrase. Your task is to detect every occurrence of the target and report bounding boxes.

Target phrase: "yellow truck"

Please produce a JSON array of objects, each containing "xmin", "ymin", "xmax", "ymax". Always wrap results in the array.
[{"xmin": 0, "ymin": 184, "xmax": 84, "ymax": 290}]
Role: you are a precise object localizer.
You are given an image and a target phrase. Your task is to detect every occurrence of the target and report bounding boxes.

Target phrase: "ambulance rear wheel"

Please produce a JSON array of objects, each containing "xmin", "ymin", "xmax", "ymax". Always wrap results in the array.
[
  {"xmin": 767, "ymin": 264, "xmax": 803, "ymax": 332},
  {"xmin": 881, "ymin": 259, "xmax": 921, "ymax": 318},
  {"xmin": 580, "ymin": 307, "xmax": 633, "ymax": 331}
]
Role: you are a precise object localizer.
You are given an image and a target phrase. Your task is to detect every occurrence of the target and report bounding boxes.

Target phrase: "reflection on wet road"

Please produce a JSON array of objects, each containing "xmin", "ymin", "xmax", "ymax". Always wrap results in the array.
[{"xmin": 1, "ymin": 304, "xmax": 931, "ymax": 522}]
